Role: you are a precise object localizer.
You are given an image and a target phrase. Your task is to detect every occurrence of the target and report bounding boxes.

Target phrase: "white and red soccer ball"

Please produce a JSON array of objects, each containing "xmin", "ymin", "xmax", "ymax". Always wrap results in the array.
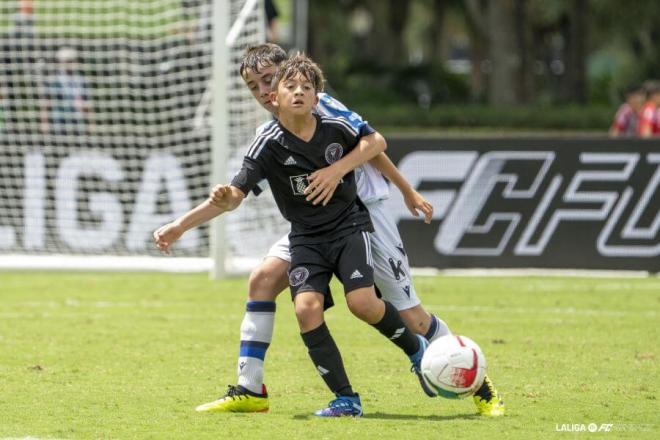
[{"xmin": 420, "ymin": 334, "xmax": 487, "ymax": 399}]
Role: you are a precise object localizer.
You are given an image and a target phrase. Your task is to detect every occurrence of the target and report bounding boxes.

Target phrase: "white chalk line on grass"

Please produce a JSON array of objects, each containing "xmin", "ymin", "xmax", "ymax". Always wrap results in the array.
[
  {"xmin": 1, "ymin": 437, "xmax": 67, "ymax": 440},
  {"xmin": 1, "ymin": 299, "xmax": 655, "ymax": 319},
  {"xmin": 0, "ymin": 312, "xmax": 223, "ymax": 320},
  {"xmin": 6, "ymin": 300, "xmax": 170, "ymax": 308},
  {"xmin": 427, "ymin": 304, "xmax": 657, "ymax": 318}
]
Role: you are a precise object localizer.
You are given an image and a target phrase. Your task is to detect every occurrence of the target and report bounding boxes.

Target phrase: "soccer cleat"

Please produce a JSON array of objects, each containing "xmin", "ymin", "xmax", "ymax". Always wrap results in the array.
[
  {"xmin": 195, "ymin": 384, "xmax": 269, "ymax": 413},
  {"xmin": 409, "ymin": 334, "xmax": 436, "ymax": 397},
  {"xmin": 314, "ymin": 393, "xmax": 363, "ymax": 417},
  {"xmin": 473, "ymin": 375, "xmax": 505, "ymax": 416}
]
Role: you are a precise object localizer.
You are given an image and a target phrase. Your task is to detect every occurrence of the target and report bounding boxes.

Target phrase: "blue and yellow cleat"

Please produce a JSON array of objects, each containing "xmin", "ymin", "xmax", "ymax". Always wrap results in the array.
[
  {"xmin": 314, "ymin": 393, "xmax": 363, "ymax": 417},
  {"xmin": 409, "ymin": 334, "xmax": 436, "ymax": 397},
  {"xmin": 195, "ymin": 384, "xmax": 269, "ymax": 413},
  {"xmin": 473, "ymin": 375, "xmax": 505, "ymax": 416}
]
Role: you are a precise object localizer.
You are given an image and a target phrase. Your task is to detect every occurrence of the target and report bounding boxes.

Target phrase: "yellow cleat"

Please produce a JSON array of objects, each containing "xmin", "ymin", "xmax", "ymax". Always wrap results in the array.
[
  {"xmin": 195, "ymin": 385, "xmax": 269, "ymax": 413},
  {"xmin": 472, "ymin": 375, "xmax": 505, "ymax": 416}
]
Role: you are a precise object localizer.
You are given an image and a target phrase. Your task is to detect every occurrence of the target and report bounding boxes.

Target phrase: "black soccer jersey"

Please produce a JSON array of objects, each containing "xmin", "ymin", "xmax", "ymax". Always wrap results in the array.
[{"xmin": 231, "ymin": 114, "xmax": 374, "ymax": 245}]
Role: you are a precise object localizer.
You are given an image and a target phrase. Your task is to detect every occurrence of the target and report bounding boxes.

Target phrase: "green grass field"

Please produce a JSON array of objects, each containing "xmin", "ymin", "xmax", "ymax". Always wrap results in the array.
[{"xmin": 1, "ymin": 272, "xmax": 658, "ymax": 439}]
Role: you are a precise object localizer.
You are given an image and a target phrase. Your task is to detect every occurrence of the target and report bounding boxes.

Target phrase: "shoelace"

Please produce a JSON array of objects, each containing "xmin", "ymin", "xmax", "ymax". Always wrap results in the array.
[
  {"xmin": 223, "ymin": 385, "xmax": 246, "ymax": 401},
  {"xmin": 329, "ymin": 398, "xmax": 352, "ymax": 409},
  {"xmin": 325, "ymin": 397, "xmax": 358, "ymax": 415}
]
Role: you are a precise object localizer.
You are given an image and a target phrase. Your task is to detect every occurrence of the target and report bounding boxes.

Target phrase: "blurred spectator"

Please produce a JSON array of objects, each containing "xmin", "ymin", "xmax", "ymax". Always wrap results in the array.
[
  {"xmin": 180, "ymin": 0, "xmax": 212, "ymax": 45},
  {"xmin": 265, "ymin": 0, "xmax": 280, "ymax": 42},
  {"xmin": 1, "ymin": 0, "xmax": 39, "ymax": 135},
  {"xmin": 40, "ymin": 47, "xmax": 95, "ymax": 135},
  {"xmin": 609, "ymin": 85, "xmax": 645, "ymax": 137},
  {"xmin": 13, "ymin": 0, "xmax": 35, "ymax": 36},
  {"xmin": 638, "ymin": 80, "xmax": 660, "ymax": 138}
]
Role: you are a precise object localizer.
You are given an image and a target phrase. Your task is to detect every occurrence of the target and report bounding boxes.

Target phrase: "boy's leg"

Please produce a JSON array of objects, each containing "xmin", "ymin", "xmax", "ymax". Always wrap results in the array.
[
  {"xmin": 345, "ymin": 286, "xmax": 419, "ymax": 354},
  {"xmin": 196, "ymin": 238, "xmax": 290, "ymax": 413},
  {"xmin": 335, "ymin": 231, "xmax": 431, "ymax": 392},
  {"xmin": 366, "ymin": 202, "xmax": 504, "ymax": 413},
  {"xmin": 295, "ymin": 291, "xmax": 354, "ymax": 398},
  {"xmin": 290, "ymin": 245, "xmax": 362, "ymax": 417},
  {"xmin": 366, "ymin": 200, "xmax": 451, "ymax": 341},
  {"xmin": 237, "ymin": 255, "xmax": 290, "ymax": 394}
]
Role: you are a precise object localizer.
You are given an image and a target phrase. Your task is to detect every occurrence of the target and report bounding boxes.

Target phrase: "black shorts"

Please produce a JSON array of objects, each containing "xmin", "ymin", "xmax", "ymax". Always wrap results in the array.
[{"xmin": 288, "ymin": 230, "xmax": 375, "ymax": 310}]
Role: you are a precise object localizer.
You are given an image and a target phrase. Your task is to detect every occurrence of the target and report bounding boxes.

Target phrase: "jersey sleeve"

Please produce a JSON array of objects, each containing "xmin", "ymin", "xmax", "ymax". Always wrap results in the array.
[
  {"xmin": 230, "ymin": 156, "xmax": 266, "ymax": 196},
  {"xmin": 316, "ymin": 93, "xmax": 376, "ymax": 137},
  {"xmin": 638, "ymin": 105, "xmax": 654, "ymax": 134}
]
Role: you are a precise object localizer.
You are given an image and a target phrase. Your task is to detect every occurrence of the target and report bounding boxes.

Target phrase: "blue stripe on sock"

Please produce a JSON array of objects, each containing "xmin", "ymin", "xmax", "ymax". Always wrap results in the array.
[
  {"xmin": 424, "ymin": 315, "xmax": 438, "ymax": 340},
  {"xmin": 246, "ymin": 301, "xmax": 276, "ymax": 312},
  {"xmin": 239, "ymin": 340, "xmax": 270, "ymax": 360}
]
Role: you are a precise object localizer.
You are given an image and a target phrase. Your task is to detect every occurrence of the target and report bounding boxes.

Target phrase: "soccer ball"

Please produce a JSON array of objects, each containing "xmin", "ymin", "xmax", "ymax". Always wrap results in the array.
[{"xmin": 421, "ymin": 334, "xmax": 487, "ymax": 399}]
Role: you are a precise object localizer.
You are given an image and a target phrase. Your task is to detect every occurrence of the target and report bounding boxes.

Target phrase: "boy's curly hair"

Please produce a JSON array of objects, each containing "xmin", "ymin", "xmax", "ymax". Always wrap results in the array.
[{"xmin": 271, "ymin": 52, "xmax": 325, "ymax": 93}]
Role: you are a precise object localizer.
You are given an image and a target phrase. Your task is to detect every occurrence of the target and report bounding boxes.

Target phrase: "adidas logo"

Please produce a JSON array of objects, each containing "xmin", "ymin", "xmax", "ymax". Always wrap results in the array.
[
  {"xmin": 317, "ymin": 365, "xmax": 329, "ymax": 376},
  {"xmin": 350, "ymin": 270, "xmax": 363, "ymax": 280},
  {"xmin": 284, "ymin": 156, "xmax": 297, "ymax": 166},
  {"xmin": 390, "ymin": 327, "xmax": 405, "ymax": 340}
]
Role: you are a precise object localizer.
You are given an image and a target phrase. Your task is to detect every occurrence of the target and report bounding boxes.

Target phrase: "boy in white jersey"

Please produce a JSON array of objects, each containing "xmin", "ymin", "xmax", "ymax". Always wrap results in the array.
[{"xmin": 197, "ymin": 44, "xmax": 504, "ymax": 416}]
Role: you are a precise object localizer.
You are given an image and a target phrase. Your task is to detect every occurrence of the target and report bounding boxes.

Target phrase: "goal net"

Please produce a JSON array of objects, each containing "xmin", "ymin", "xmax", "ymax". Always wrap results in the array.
[{"xmin": 0, "ymin": 0, "xmax": 288, "ymax": 273}]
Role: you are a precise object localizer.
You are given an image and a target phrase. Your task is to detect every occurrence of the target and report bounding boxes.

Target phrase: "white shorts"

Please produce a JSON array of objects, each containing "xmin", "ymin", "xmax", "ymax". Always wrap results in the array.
[{"xmin": 265, "ymin": 199, "xmax": 420, "ymax": 311}]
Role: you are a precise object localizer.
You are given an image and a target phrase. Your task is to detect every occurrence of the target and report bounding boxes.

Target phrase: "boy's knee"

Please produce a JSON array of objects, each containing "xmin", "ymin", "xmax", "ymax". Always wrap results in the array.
[
  {"xmin": 248, "ymin": 260, "xmax": 289, "ymax": 301},
  {"xmin": 346, "ymin": 291, "xmax": 381, "ymax": 322},
  {"xmin": 294, "ymin": 296, "xmax": 324, "ymax": 329}
]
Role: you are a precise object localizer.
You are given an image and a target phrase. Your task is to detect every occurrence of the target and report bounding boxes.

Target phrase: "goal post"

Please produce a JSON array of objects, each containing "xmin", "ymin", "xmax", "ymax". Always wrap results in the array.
[
  {"xmin": 209, "ymin": 0, "xmax": 231, "ymax": 279},
  {"xmin": 210, "ymin": 0, "xmax": 290, "ymax": 278}
]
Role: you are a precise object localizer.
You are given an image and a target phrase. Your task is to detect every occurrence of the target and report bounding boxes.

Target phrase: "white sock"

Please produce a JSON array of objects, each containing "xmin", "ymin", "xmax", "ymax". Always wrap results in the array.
[
  {"xmin": 424, "ymin": 314, "xmax": 452, "ymax": 342},
  {"xmin": 236, "ymin": 301, "xmax": 275, "ymax": 395}
]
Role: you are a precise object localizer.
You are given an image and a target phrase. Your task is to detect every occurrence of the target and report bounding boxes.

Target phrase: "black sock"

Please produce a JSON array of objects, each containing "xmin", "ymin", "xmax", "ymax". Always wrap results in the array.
[
  {"xmin": 301, "ymin": 322, "xmax": 354, "ymax": 396},
  {"xmin": 371, "ymin": 300, "xmax": 419, "ymax": 356}
]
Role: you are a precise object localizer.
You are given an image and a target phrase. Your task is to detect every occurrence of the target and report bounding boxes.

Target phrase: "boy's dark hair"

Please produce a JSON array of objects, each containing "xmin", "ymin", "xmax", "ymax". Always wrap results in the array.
[
  {"xmin": 624, "ymin": 83, "xmax": 644, "ymax": 96},
  {"xmin": 642, "ymin": 79, "xmax": 660, "ymax": 97},
  {"xmin": 239, "ymin": 43, "xmax": 287, "ymax": 78},
  {"xmin": 271, "ymin": 52, "xmax": 325, "ymax": 93}
]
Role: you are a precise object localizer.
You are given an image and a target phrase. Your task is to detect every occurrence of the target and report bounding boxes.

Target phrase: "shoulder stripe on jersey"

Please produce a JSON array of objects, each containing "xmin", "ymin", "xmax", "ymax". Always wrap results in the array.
[
  {"xmin": 249, "ymin": 127, "xmax": 282, "ymax": 159},
  {"xmin": 320, "ymin": 117, "xmax": 358, "ymax": 137},
  {"xmin": 247, "ymin": 123, "xmax": 280, "ymax": 158},
  {"xmin": 255, "ymin": 120, "xmax": 276, "ymax": 136},
  {"xmin": 246, "ymin": 122, "xmax": 277, "ymax": 157},
  {"xmin": 248, "ymin": 121, "xmax": 278, "ymax": 153}
]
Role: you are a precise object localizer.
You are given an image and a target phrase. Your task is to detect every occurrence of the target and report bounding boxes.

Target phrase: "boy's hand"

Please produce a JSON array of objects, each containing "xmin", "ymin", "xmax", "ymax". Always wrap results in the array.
[
  {"xmin": 305, "ymin": 165, "xmax": 344, "ymax": 206},
  {"xmin": 153, "ymin": 223, "xmax": 184, "ymax": 254},
  {"xmin": 208, "ymin": 184, "xmax": 233, "ymax": 209},
  {"xmin": 403, "ymin": 189, "xmax": 434, "ymax": 224}
]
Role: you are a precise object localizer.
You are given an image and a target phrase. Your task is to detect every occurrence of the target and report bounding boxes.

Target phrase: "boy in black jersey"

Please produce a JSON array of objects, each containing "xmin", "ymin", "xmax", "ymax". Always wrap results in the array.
[{"xmin": 153, "ymin": 54, "xmax": 428, "ymax": 417}]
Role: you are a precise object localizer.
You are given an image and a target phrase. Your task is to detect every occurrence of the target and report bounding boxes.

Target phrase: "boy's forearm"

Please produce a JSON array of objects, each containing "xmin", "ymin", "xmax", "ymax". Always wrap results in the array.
[
  {"xmin": 173, "ymin": 200, "xmax": 223, "ymax": 231},
  {"xmin": 334, "ymin": 132, "xmax": 387, "ymax": 176},
  {"xmin": 369, "ymin": 153, "xmax": 414, "ymax": 195},
  {"xmin": 174, "ymin": 188, "xmax": 243, "ymax": 231}
]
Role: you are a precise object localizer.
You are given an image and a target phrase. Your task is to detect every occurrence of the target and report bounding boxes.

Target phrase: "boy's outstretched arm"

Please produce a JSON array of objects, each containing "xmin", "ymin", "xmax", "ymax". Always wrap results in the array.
[
  {"xmin": 369, "ymin": 153, "xmax": 434, "ymax": 224},
  {"xmin": 154, "ymin": 185, "xmax": 245, "ymax": 253},
  {"xmin": 304, "ymin": 131, "xmax": 387, "ymax": 205}
]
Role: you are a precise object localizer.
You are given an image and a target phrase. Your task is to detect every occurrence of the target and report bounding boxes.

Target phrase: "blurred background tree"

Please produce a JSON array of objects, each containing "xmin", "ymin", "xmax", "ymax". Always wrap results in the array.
[{"xmin": 291, "ymin": 0, "xmax": 659, "ymax": 130}]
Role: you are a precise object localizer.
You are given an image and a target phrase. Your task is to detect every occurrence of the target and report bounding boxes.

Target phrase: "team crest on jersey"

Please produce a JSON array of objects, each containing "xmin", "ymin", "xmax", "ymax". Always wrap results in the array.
[
  {"xmin": 325, "ymin": 143, "xmax": 344, "ymax": 164},
  {"xmin": 290, "ymin": 174, "xmax": 310, "ymax": 195},
  {"xmin": 289, "ymin": 267, "xmax": 310, "ymax": 287}
]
